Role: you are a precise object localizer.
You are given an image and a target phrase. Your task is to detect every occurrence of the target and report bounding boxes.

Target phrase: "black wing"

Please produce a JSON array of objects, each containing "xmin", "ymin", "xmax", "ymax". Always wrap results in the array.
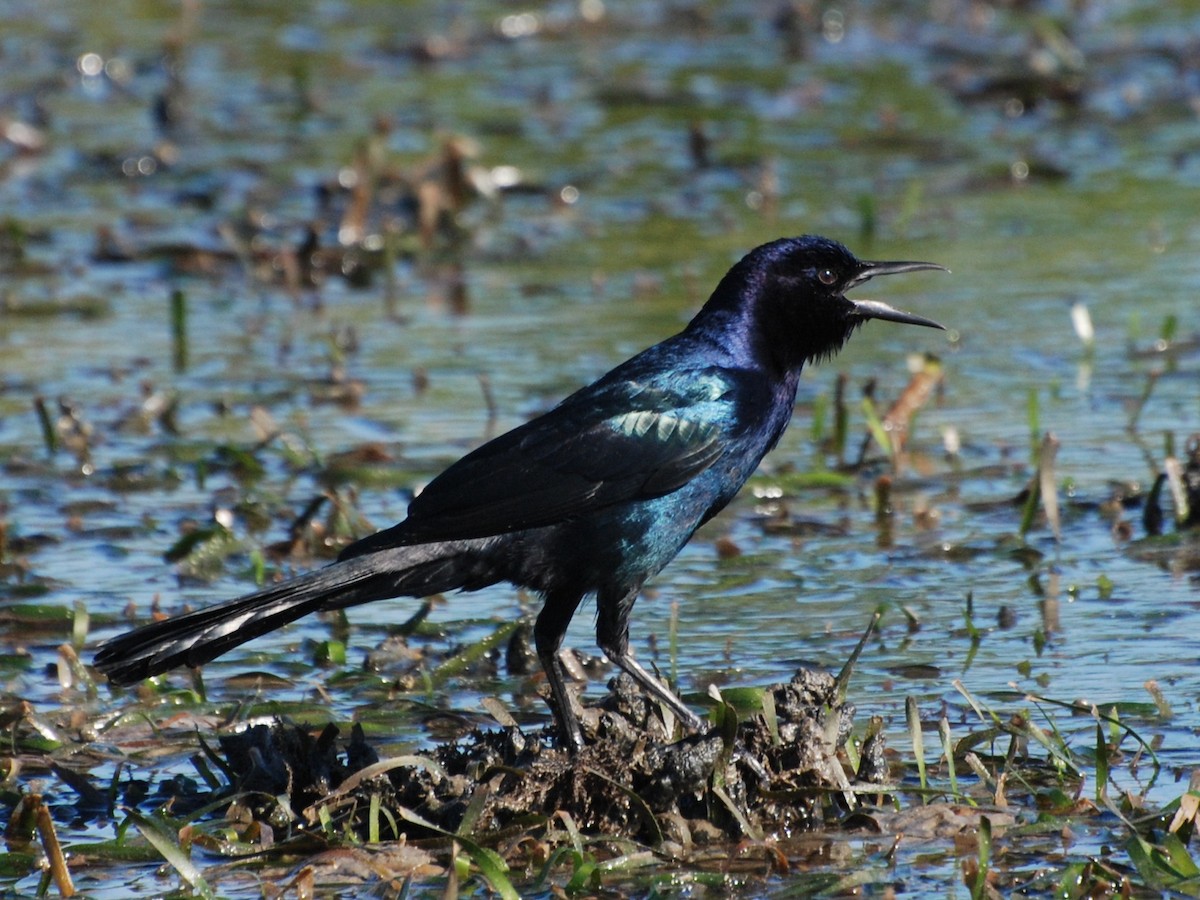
[{"xmin": 341, "ymin": 366, "xmax": 751, "ymax": 554}]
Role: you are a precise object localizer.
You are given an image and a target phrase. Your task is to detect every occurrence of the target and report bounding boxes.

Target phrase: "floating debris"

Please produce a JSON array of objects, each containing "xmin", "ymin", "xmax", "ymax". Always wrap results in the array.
[{"xmin": 209, "ymin": 668, "xmax": 864, "ymax": 850}]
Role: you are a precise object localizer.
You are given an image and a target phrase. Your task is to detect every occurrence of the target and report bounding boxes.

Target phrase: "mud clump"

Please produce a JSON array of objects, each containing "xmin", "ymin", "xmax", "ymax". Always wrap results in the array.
[{"xmin": 217, "ymin": 669, "xmax": 885, "ymax": 847}]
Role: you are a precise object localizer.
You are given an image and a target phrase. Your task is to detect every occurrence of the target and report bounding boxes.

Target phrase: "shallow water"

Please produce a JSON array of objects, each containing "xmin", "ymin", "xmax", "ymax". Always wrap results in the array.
[{"xmin": 3, "ymin": 1, "xmax": 1200, "ymax": 895}]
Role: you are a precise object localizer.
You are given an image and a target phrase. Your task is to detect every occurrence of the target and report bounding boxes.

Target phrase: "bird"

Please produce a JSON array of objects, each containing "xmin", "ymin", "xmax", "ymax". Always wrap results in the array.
[{"xmin": 93, "ymin": 235, "xmax": 946, "ymax": 752}]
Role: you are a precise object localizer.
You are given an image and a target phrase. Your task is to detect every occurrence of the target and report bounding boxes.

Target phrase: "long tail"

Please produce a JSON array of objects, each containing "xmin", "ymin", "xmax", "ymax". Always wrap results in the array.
[{"xmin": 93, "ymin": 543, "xmax": 493, "ymax": 685}]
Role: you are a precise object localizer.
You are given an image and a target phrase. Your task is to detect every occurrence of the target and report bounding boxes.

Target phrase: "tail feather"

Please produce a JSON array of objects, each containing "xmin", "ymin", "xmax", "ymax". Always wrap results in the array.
[{"xmin": 94, "ymin": 543, "xmax": 492, "ymax": 685}]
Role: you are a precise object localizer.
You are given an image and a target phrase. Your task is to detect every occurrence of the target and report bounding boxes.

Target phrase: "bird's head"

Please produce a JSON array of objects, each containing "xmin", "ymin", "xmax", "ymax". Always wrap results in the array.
[{"xmin": 704, "ymin": 235, "xmax": 946, "ymax": 370}]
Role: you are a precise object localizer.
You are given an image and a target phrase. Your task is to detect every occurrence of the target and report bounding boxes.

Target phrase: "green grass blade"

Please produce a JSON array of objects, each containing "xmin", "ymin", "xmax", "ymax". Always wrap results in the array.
[
  {"xmin": 906, "ymin": 697, "xmax": 927, "ymax": 794},
  {"xmin": 125, "ymin": 810, "xmax": 215, "ymax": 900},
  {"xmin": 393, "ymin": 806, "xmax": 518, "ymax": 900}
]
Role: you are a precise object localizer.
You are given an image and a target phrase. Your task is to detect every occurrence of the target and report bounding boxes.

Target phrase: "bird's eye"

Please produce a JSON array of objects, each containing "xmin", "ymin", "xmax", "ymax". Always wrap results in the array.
[{"xmin": 817, "ymin": 269, "xmax": 837, "ymax": 286}]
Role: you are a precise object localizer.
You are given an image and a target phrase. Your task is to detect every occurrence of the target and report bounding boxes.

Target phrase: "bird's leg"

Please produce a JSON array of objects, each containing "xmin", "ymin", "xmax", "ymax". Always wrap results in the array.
[
  {"xmin": 534, "ymin": 591, "xmax": 586, "ymax": 753},
  {"xmin": 596, "ymin": 588, "xmax": 705, "ymax": 733}
]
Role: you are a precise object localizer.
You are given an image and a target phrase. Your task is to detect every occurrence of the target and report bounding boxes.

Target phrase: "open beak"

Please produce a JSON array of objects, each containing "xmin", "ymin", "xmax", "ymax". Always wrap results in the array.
[{"xmin": 847, "ymin": 259, "xmax": 947, "ymax": 331}]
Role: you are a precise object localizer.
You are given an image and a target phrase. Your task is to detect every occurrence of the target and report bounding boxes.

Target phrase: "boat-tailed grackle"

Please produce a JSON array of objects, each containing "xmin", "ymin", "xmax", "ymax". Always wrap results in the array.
[{"xmin": 94, "ymin": 235, "xmax": 946, "ymax": 751}]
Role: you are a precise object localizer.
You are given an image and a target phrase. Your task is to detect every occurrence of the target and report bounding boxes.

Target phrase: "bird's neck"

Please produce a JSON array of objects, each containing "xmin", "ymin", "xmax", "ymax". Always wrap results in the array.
[{"xmin": 689, "ymin": 298, "xmax": 845, "ymax": 382}]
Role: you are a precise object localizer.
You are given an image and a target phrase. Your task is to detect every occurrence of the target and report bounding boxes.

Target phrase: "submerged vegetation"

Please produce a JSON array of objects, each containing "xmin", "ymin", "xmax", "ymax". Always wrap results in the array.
[
  {"xmin": 4, "ymin": 619, "xmax": 1199, "ymax": 897},
  {"xmin": 3, "ymin": 0, "xmax": 1200, "ymax": 896}
]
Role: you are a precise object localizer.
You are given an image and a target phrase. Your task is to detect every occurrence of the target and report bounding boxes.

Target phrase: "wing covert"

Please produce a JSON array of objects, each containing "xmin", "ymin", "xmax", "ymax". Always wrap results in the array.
[{"xmin": 344, "ymin": 366, "xmax": 755, "ymax": 552}]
